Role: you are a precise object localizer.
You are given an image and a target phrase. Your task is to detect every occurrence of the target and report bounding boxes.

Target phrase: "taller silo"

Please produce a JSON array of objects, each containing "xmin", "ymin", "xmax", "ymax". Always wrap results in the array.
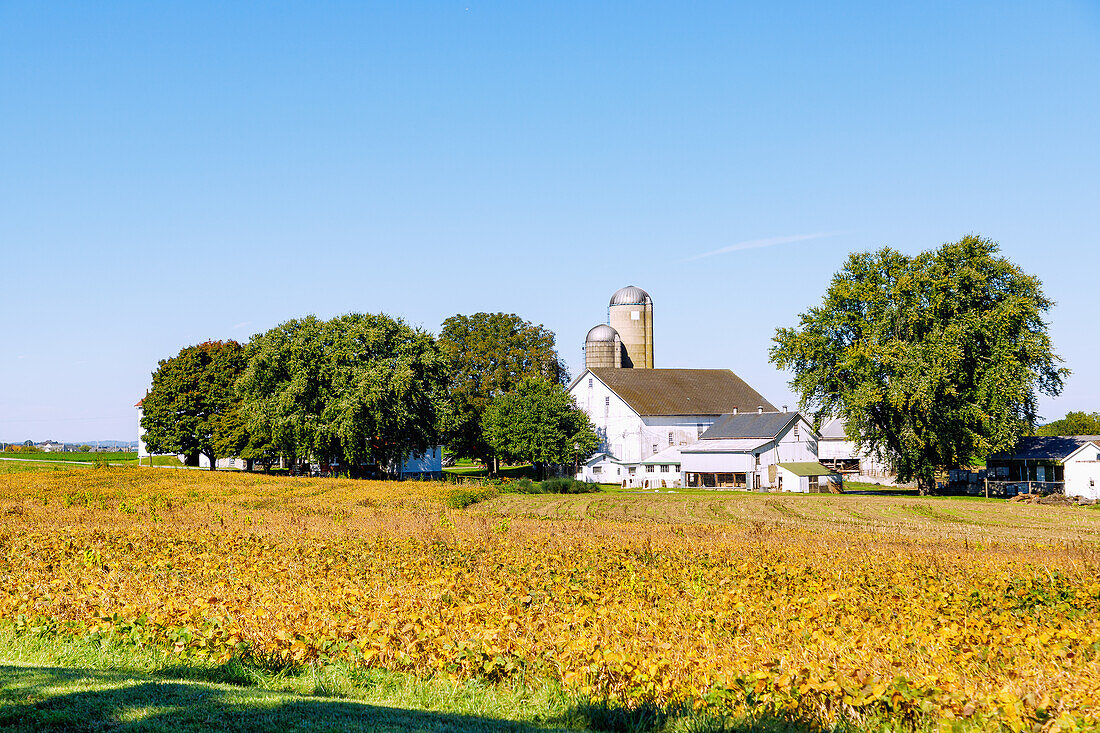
[
  {"xmin": 584, "ymin": 324, "xmax": 622, "ymax": 369},
  {"xmin": 608, "ymin": 286, "xmax": 653, "ymax": 369}
]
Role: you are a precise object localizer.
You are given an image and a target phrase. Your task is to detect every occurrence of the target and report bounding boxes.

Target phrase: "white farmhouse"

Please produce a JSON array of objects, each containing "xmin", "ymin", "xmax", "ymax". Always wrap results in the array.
[
  {"xmin": 680, "ymin": 410, "xmax": 821, "ymax": 490},
  {"xmin": 569, "ymin": 367, "xmax": 777, "ymax": 465}
]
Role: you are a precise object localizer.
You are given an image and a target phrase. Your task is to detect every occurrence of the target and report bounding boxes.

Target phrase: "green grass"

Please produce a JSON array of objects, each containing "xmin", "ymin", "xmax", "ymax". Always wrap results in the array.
[
  {"xmin": 444, "ymin": 464, "xmax": 538, "ymax": 479},
  {"xmin": 0, "ymin": 628, "xmax": 821, "ymax": 733},
  {"xmin": 0, "ymin": 451, "xmax": 135, "ymax": 462}
]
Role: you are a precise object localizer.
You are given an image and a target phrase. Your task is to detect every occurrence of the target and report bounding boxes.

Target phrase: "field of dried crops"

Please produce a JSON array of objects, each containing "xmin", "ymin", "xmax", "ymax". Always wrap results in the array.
[{"xmin": 3, "ymin": 467, "xmax": 1100, "ymax": 731}]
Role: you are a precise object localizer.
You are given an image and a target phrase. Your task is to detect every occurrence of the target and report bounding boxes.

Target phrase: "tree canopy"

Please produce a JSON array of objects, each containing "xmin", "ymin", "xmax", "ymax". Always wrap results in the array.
[
  {"xmin": 770, "ymin": 235, "xmax": 1067, "ymax": 493},
  {"xmin": 140, "ymin": 340, "xmax": 245, "ymax": 469},
  {"xmin": 438, "ymin": 312, "xmax": 567, "ymax": 467},
  {"xmin": 481, "ymin": 376, "xmax": 599, "ymax": 474},
  {"xmin": 236, "ymin": 313, "xmax": 447, "ymax": 473},
  {"xmin": 1035, "ymin": 412, "xmax": 1100, "ymax": 437}
]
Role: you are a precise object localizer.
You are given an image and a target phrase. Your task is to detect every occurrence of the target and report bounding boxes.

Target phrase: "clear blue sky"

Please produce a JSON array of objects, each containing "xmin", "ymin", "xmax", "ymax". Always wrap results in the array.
[{"xmin": 2, "ymin": 1, "xmax": 1098, "ymax": 443}]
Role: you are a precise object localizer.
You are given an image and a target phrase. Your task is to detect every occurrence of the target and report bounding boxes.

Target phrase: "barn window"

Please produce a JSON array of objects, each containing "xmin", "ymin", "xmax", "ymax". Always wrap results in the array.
[
  {"xmin": 646, "ymin": 465, "xmax": 655, "ymax": 473},
  {"xmin": 588, "ymin": 378, "xmax": 593, "ymax": 388},
  {"xmin": 660, "ymin": 464, "xmax": 670, "ymax": 473},
  {"xmin": 668, "ymin": 432, "xmax": 674, "ymax": 446},
  {"xmin": 592, "ymin": 466, "xmax": 602, "ymax": 474},
  {"xmin": 697, "ymin": 424, "xmax": 704, "ymax": 438},
  {"xmin": 628, "ymin": 467, "xmax": 636, "ymax": 474},
  {"xmin": 793, "ymin": 424, "xmax": 800, "ymax": 440},
  {"xmin": 652, "ymin": 444, "xmax": 658, "ymax": 454}
]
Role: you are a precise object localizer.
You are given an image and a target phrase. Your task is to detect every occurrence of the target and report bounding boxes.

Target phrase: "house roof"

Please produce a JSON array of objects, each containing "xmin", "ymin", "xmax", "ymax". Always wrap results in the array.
[
  {"xmin": 577, "ymin": 368, "xmax": 775, "ymax": 417},
  {"xmin": 987, "ymin": 436, "xmax": 1100, "ymax": 462},
  {"xmin": 700, "ymin": 411, "xmax": 805, "ymax": 440},
  {"xmin": 639, "ymin": 445, "xmax": 683, "ymax": 465},
  {"xmin": 680, "ymin": 438, "xmax": 771, "ymax": 453},
  {"xmin": 584, "ymin": 452, "xmax": 624, "ymax": 466},
  {"xmin": 819, "ymin": 417, "xmax": 848, "ymax": 440},
  {"xmin": 778, "ymin": 462, "xmax": 836, "ymax": 477}
]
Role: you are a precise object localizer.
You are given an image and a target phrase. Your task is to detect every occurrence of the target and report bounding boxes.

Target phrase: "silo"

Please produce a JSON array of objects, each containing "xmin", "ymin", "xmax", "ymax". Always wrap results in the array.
[
  {"xmin": 584, "ymin": 324, "xmax": 622, "ymax": 369},
  {"xmin": 608, "ymin": 286, "xmax": 653, "ymax": 369}
]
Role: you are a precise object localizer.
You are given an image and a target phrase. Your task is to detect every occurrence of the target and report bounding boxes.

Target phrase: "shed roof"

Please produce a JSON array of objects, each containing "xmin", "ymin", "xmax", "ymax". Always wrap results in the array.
[
  {"xmin": 778, "ymin": 462, "xmax": 835, "ymax": 477},
  {"xmin": 700, "ymin": 411, "xmax": 805, "ymax": 440},
  {"xmin": 578, "ymin": 368, "xmax": 775, "ymax": 417},
  {"xmin": 987, "ymin": 436, "xmax": 1100, "ymax": 462}
]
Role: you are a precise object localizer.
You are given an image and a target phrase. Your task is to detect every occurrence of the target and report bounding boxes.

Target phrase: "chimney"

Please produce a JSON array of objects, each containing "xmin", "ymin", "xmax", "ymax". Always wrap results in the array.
[
  {"xmin": 783, "ymin": 405, "xmax": 788, "ymax": 413},
  {"xmin": 757, "ymin": 406, "xmax": 763, "ymax": 414},
  {"xmin": 731, "ymin": 407, "xmax": 737, "ymax": 415}
]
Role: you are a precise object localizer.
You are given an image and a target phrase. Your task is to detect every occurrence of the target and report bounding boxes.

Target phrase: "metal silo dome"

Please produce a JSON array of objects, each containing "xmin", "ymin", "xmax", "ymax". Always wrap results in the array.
[
  {"xmin": 585, "ymin": 324, "xmax": 620, "ymax": 342},
  {"xmin": 609, "ymin": 285, "xmax": 652, "ymax": 306}
]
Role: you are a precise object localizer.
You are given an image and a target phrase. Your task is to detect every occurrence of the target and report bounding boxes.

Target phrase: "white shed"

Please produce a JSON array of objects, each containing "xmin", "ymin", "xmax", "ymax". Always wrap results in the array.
[
  {"xmin": 775, "ymin": 462, "xmax": 843, "ymax": 494},
  {"xmin": 1063, "ymin": 441, "xmax": 1100, "ymax": 501}
]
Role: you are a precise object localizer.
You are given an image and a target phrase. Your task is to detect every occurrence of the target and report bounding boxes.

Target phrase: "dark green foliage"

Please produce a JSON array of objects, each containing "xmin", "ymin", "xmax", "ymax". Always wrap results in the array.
[
  {"xmin": 771, "ymin": 236, "xmax": 1067, "ymax": 494},
  {"xmin": 140, "ymin": 341, "xmax": 246, "ymax": 470},
  {"xmin": 481, "ymin": 376, "xmax": 600, "ymax": 470},
  {"xmin": 236, "ymin": 313, "xmax": 448, "ymax": 474},
  {"xmin": 443, "ymin": 485, "xmax": 501, "ymax": 509},
  {"xmin": 1035, "ymin": 411, "xmax": 1100, "ymax": 436},
  {"xmin": 439, "ymin": 313, "xmax": 568, "ymax": 468},
  {"xmin": 501, "ymin": 477, "xmax": 600, "ymax": 494}
]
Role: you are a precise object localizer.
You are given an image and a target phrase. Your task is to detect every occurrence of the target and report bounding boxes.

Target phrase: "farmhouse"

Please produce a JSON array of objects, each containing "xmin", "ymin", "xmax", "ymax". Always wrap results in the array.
[
  {"xmin": 986, "ymin": 436, "xmax": 1100, "ymax": 499},
  {"xmin": 569, "ymin": 367, "xmax": 776, "ymax": 465},
  {"xmin": 680, "ymin": 410, "xmax": 822, "ymax": 490}
]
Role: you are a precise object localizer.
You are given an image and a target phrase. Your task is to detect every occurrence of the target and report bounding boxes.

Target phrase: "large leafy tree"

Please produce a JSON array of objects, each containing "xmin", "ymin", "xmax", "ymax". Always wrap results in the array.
[
  {"xmin": 481, "ymin": 376, "xmax": 599, "ymax": 477},
  {"xmin": 236, "ymin": 313, "xmax": 448, "ymax": 474},
  {"xmin": 771, "ymin": 235, "xmax": 1067, "ymax": 494},
  {"xmin": 439, "ymin": 312, "xmax": 567, "ymax": 470},
  {"xmin": 140, "ymin": 340, "xmax": 246, "ymax": 470},
  {"xmin": 1035, "ymin": 412, "xmax": 1100, "ymax": 437}
]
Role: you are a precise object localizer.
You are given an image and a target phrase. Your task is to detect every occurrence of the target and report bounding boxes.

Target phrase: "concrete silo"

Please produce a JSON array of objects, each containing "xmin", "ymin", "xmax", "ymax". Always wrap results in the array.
[
  {"xmin": 608, "ymin": 286, "xmax": 653, "ymax": 369},
  {"xmin": 584, "ymin": 324, "xmax": 622, "ymax": 369}
]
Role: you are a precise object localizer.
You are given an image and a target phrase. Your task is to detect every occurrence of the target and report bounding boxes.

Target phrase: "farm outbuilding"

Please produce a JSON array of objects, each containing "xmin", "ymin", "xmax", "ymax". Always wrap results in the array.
[
  {"xmin": 985, "ymin": 436, "xmax": 1100, "ymax": 496},
  {"xmin": 774, "ymin": 462, "xmax": 843, "ymax": 493}
]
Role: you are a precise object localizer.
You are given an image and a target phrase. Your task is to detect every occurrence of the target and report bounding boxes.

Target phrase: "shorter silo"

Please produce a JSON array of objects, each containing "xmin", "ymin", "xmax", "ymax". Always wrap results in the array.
[{"xmin": 584, "ymin": 324, "xmax": 622, "ymax": 369}]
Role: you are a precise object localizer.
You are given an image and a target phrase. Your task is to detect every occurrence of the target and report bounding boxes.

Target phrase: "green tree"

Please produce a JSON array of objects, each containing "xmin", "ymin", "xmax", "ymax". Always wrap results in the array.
[
  {"xmin": 771, "ymin": 235, "xmax": 1067, "ymax": 494},
  {"xmin": 140, "ymin": 340, "xmax": 246, "ymax": 470},
  {"xmin": 237, "ymin": 313, "xmax": 448, "ymax": 475},
  {"xmin": 78, "ymin": 445, "xmax": 91, "ymax": 452},
  {"xmin": 1035, "ymin": 412, "xmax": 1100, "ymax": 437},
  {"xmin": 439, "ymin": 312, "xmax": 567, "ymax": 472},
  {"xmin": 481, "ymin": 376, "xmax": 599, "ymax": 478}
]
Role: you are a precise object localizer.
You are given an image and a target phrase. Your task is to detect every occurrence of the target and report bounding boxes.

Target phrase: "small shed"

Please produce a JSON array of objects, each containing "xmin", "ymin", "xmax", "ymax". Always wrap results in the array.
[{"xmin": 775, "ymin": 462, "xmax": 842, "ymax": 494}]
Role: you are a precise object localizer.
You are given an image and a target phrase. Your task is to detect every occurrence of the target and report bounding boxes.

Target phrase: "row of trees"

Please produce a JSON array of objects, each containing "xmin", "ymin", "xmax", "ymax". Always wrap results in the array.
[{"xmin": 141, "ymin": 313, "xmax": 598, "ymax": 475}]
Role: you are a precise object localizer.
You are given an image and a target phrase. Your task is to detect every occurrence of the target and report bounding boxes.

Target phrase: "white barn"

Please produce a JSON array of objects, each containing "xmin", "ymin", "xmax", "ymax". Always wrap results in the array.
[
  {"xmin": 680, "ymin": 411, "xmax": 820, "ymax": 490},
  {"xmin": 569, "ymin": 368, "xmax": 776, "ymax": 465},
  {"xmin": 817, "ymin": 417, "xmax": 892, "ymax": 479}
]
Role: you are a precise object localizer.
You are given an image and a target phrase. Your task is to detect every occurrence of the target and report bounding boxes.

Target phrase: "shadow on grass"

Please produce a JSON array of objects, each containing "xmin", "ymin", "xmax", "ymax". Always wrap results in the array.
[
  {"xmin": 0, "ymin": 664, "xmax": 566, "ymax": 733},
  {"xmin": 1, "ymin": 665, "xmax": 823, "ymax": 733}
]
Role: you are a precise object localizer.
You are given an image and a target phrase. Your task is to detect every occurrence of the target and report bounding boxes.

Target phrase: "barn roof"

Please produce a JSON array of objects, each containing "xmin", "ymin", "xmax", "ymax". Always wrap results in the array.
[
  {"xmin": 700, "ymin": 411, "xmax": 805, "ymax": 440},
  {"xmin": 578, "ymin": 368, "xmax": 775, "ymax": 417},
  {"xmin": 680, "ymin": 438, "xmax": 771, "ymax": 453},
  {"xmin": 819, "ymin": 417, "xmax": 848, "ymax": 440}
]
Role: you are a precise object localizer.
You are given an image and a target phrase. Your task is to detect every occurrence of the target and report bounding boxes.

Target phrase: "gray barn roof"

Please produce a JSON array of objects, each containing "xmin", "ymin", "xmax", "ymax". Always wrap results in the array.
[
  {"xmin": 988, "ymin": 436, "xmax": 1100, "ymax": 462},
  {"xmin": 581, "ymin": 368, "xmax": 776, "ymax": 417},
  {"xmin": 699, "ymin": 411, "xmax": 804, "ymax": 440}
]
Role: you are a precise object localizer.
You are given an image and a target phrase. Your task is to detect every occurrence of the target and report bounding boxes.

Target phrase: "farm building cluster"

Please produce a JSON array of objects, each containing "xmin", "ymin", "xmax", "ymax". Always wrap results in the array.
[{"xmin": 570, "ymin": 286, "xmax": 881, "ymax": 492}]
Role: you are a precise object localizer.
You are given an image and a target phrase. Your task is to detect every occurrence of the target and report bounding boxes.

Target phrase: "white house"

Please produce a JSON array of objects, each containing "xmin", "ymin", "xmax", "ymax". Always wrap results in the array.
[
  {"xmin": 1064, "ymin": 441, "xmax": 1100, "ymax": 500},
  {"xmin": 577, "ymin": 452, "xmax": 627, "ymax": 484},
  {"xmin": 38, "ymin": 440, "xmax": 65, "ymax": 453},
  {"xmin": 680, "ymin": 411, "xmax": 819, "ymax": 490},
  {"xmin": 569, "ymin": 368, "xmax": 777, "ymax": 465},
  {"xmin": 987, "ymin": 436, "xmax": 1100, "ymax": 499}
]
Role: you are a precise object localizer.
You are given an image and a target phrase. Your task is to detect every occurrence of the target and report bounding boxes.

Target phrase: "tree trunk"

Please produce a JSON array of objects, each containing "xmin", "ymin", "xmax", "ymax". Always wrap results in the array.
[{"xmin": 207, "ymin": 453, "xmax": 217, "ymax": 471}]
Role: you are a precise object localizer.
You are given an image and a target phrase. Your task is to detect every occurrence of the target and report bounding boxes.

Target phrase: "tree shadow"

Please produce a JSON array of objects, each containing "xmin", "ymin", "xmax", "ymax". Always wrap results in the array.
[
  {"xmin": 1, "ymin": 666, "xmax": 823, "ymax": 733},
  {"xmin": 0, "ymin": 665, "xmax": 570, "ymax": 733}
]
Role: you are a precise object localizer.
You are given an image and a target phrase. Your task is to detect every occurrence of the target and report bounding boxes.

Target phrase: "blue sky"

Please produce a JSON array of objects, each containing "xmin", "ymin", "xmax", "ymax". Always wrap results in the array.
[{"xmin": 2, "ymin": 1, "xmax": 1098, "ymax": 442}]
